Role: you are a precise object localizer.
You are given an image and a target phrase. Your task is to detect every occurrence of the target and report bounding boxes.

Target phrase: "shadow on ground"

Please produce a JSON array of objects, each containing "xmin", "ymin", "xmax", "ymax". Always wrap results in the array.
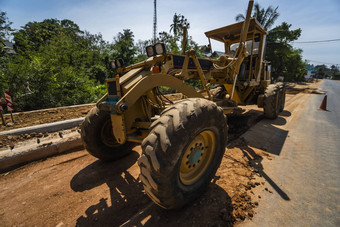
[
  {"xmin": 230, "ymin": 110, "xmax": 292, "ymax": 201},
  {"xmin": 70, "ymin": 150, "xmax": 150, "ymax": 226},
  {"xmin": 240, "ymin": 145, "xmax": 290, "ymax": 201},
  {"xmin": 227, "ymin": 109, "xmax": 264, "ymax": 141},
  {"xmin": 241, "ymin": 111, "xmax": 291, "ymax": 156},
  {"xmin": 71, "ymin": 151, "xmax": 234, "ymax": 226}
]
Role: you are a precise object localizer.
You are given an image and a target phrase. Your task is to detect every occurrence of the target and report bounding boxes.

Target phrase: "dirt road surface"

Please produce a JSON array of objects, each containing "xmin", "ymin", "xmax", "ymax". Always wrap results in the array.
[{"xmin": 0, "ymin": 81, "xmax": 331, "ymax": 226}]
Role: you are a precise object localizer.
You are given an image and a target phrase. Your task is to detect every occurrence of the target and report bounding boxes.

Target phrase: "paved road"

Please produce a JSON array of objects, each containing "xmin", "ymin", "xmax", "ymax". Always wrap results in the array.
[{"xmin": 243, "ymin": 80, "xmax": 340, "ymax": 226}]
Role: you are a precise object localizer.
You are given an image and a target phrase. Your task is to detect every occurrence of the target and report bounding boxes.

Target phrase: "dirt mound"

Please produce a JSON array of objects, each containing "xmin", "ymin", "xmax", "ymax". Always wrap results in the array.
[{"xmin": 0, "ymin": 104, "xmax": 94, "ymax": 131}]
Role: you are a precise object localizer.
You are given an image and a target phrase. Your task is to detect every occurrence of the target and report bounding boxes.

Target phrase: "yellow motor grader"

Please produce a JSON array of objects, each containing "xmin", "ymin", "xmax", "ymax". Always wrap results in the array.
[{"xmin": 81, "ymin": 0, "xmax": 285, "ymax": 209}]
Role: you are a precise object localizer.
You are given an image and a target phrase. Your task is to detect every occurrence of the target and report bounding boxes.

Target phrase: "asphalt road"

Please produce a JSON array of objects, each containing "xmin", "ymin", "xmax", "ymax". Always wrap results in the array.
[{"xmin": 243, "ymin": 80, "xmax": 340, "ymax": 226}]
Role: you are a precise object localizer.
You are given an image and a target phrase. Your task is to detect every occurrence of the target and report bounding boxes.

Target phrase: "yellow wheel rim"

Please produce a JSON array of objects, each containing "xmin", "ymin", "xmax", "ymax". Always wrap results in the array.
[{"xmin": 179, "ymin": 130, "xmax": 216, "ymax": 185}]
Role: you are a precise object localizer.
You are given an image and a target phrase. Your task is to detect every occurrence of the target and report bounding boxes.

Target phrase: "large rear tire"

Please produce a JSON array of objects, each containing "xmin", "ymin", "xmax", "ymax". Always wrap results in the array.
[
  {"xmin": 263, "ymin": 84, "xmax": 280, "ymax": 119},
  {"xmin": 81, "ymin": 107, "xmax": 134, "ymax": 161},
  {"xmin": 138, "ymin": 98, "xmax": 228, "ymax": 209}
]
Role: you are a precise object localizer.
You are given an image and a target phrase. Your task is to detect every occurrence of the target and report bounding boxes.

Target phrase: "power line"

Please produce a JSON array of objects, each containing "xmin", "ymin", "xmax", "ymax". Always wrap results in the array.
[{"xmin": 293, "ymin": 38, "xmax": 340, "ymax": 44}]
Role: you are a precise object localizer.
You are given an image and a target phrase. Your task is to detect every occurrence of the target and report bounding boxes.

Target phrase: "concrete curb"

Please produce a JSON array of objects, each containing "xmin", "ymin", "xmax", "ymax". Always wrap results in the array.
[
  {"xmin": 0, "ymin": 135, "xmax": 83, "ymax": 173},
  {"xmin": 0, "ymin": 117, "xmax": 85, "ymax": 136}
]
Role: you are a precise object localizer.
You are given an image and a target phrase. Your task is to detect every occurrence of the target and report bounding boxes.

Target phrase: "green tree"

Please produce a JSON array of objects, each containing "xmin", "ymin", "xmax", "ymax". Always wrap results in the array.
[
  {"xmin": 13, "ymin": 19, "xmax": 83, "ymax": 56},
  {"xmin": 112, "ymin": 29, "xmax": 136, "ymax": 65},
  {"xmin": 5, "ymin": 18, "xmax": 110, "ymax": 110},
  {"xmin": 163, "ymin": 13, "xmax": 202, "ymax": 55},
  {"xmin": 170, "ymin": 13, "xmax": 190, "ymax": 37},
  {"xmin": 0, "ymin": 11, "xmax": 14, "ymax": 41},
  {"xmin": 6, "ymin": 33, "xmax": 104, "ymax": 110},
  {"xmin": 266, "ymin": 22, "xmax": 306, "ymax": 81},
  {"xmin": 330, "ymin": 65, "xmax": 339, "ymax": 79},
  {"xmin": 158, "ymin": 31, "xmax": 180, "ymax": 54},
  {"xmin": 135, "ymin": 39, "xmax": 152, "ymax": 62},
  {"xmin": 314, "ymin": 65, "xmax": 332, "ymax": 79},
  {"xmin": 0, "ymin": 11, "xmax": 14, "ymax": 95},
  {"xmin": 235, "ymin": 2, "xmax": 279, "ymax": 30}
]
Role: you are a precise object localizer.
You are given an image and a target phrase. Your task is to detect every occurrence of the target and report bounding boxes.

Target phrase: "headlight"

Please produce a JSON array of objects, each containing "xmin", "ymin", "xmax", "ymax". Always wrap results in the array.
[
  {"xmin": 146, "ymin": 45, "xmax": 155, "ymax": 57},
  {"xmin": 115, "ymin": 58, "xmax": 125, "ymax": 68},
  {"xmin": 154, "ymin": 43, "xmax": 166, "ymax": 55},
  {"xmin": 145, "ymin": 43, "xmax": 166, "ymax": 57}
]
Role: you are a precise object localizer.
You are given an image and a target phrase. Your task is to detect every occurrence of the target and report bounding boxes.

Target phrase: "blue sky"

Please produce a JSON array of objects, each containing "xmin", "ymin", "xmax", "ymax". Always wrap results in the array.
[{"xmin": 1, "ymin": 0, "xmax": 340, "ymax": 66}]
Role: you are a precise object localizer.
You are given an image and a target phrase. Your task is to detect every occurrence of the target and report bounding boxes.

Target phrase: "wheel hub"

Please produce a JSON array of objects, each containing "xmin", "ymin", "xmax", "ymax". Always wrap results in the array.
[
  {"xmin": 185, "ymin": 142, "xmax": 205, "ymax": 168},
  {"xmin": 179, "ymin": 130, "xmax": 216, "ymax": 185}
]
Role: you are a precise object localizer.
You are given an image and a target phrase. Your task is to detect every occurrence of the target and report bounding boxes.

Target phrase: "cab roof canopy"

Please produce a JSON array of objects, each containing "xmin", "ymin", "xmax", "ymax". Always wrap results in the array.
[{"xmin": 205, "ymin": 18, "xmax": 267, "ymax": 43}]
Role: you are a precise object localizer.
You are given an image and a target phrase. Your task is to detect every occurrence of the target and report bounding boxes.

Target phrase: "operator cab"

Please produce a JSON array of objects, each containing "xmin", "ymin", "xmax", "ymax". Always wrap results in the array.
[{"xmin": 205, "ymin": 18, "xmax": 271, "ymax": 83}]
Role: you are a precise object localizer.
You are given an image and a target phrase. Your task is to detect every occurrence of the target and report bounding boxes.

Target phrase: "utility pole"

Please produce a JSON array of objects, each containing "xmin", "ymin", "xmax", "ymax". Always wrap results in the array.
[{"xmin": 153, "ymin": 0, "xmax": 157, "ymax": 44}]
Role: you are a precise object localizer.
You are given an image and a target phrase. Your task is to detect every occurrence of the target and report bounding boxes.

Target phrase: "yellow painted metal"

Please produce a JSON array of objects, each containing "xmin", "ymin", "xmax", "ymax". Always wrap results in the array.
[
  {"xmin": 119, "ymin": 67, "xmax": 144, "ymax": 85},
  {"xmin": 248, "ymin": 34, "xmax": 255, "ymax": 81},
  {"xmin": 123, "ymin": 98, "xmax": 150, "ymax": 135},
  {"xmin": 190, "ymin": 51, "xmax": 212, "ymax": 100},
  {"xmin": 224, "ymin": 84, "xmax": 242, "ymax": 104},
  {"xmin": 242, "ymin": 86, "xmax": 255, "ymax": 102},
  {"xmin": 205, "ymin": 19, "xmax": 267, "ymax": 44},
  {"xmin": 179, "ymin": 130, "xmax": 216, "ymax": 185},
  {"xmin": 115, "ymin": 73, "xmax": 204, "ymax": 111},
  {"xmin": 110, "ymin": 114, "xmax": 126, "ymax": 144},
  {"xmin": 121, "ymin": 70, "xmax": 150, "ymax": 93},
  {"xmin": 261, "ymin": 80, "xmax": 270, "ymax": 89},
  {"xmin": 176, "ymin": 52, "xmax": 190, "ymax": 79},
  {"xmin": 239, "ymin": 0, "xmax": 254, "ymax": 44},
  {"xmin": 182, "ymin": 26, "xmax": 188, "ymax": 55},
  {"xmin": 117, "ymin": 55, "xmax": 166, "ymax": 75},
  {"xmin": 208, "ymin": 38, "xmax": 213, "ymax": 56},
  {"xmin": 256, "ymin": 34, "xmax": 266, "ymax": 83}
]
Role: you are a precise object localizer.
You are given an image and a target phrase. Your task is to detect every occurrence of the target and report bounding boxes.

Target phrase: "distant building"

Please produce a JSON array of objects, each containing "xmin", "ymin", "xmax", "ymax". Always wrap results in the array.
[
  {"xmin": 305, "ymin": 64, "xmax": 316, "ymax": 79},
  {"xmin": 202, "ymin": 45, "xmax": 224, "ymax": 58}
]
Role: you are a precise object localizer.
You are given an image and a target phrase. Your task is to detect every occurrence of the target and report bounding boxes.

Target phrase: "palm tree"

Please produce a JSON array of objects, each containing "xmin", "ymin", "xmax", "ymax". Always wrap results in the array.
[
  {"xmin": 170, "ymin": 13, "xmax": 180, "ymax": 36},
  {"xmin": 235, "ymin": 2, "xmax": 279, "ymax": 30},
  {"xmin": 170, "ymin": 13, "xmax": 190, "ymax": 37}
]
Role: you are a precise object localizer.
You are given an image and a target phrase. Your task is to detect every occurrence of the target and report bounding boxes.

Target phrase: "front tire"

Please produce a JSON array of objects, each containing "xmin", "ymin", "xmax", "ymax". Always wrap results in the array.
[
  {"xmin": 138, "ymin": 98, "xmax": 227, "ymax": 209},
  {"xmin": 81, "ymin": 107, "xmax": 134, "ymax": 161}
]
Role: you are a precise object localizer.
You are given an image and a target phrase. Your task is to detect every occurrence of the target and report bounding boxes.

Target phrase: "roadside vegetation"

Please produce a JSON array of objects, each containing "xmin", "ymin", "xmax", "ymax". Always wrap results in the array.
[
  {"xmin": 312, "ymin": 64, "xmax": 340, "ymax": 80},
  {"xmin": 0, "ymin": 2, "xmax": 329, "ymax": 111}
]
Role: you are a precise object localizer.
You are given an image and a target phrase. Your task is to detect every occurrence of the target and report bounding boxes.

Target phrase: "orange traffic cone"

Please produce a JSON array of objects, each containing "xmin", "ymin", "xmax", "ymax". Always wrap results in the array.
[{"xmin": 319, "ymin": 95, "xmax": 327, "ymax": 111}]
